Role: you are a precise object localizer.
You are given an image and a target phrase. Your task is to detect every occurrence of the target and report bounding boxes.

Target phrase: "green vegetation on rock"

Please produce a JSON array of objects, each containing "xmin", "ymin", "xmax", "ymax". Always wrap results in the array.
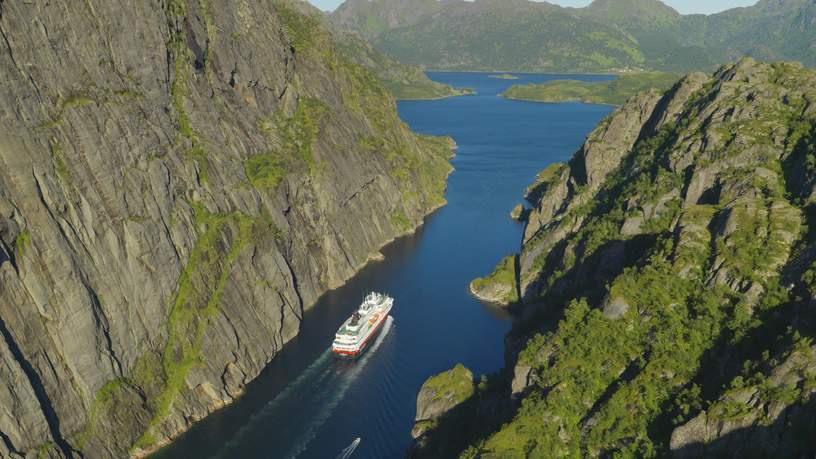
[
  {"xmin": 470, "ymin": 255, "xmax": 519, "ymax": 305},
  {"xmin": 424, "ymin": 364, "xmax": 476, "ymax": 406},
  {"xmin": 412, "ymin": 59, "xmax": 816, "ymax": 459},
  {"xmin": 335, "ymin": 31, "xmax": 468, "ymax": 100},
  {"xmin": 133, "ymin": 204, "xmax": 273, "ymax": 450},
  {"xmin": 332, "ymin": 0, "xmax": 816, "ymax": 73},
  {"xmin": 503, "ymin": 72, "xmax": 681, "ymax": 106},
  {"xmin": 489, "ymin": 74, "xmax": 519, "ymax": 80},
  {"xmin": 15, "ymin": 230, "xmax": 30, "ymax": 260}
]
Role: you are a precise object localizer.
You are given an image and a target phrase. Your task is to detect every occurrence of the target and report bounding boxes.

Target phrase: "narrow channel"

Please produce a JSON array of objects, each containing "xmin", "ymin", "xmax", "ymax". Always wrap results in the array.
[{"xmin": 150, "ymin": 72, "xmax": 613, "ymax": 459}]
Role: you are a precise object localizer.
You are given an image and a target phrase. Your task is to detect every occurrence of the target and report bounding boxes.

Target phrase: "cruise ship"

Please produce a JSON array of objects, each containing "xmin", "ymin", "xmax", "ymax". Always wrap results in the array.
[{"xmin": 332, "ymin": 292, "xmax": 393, "ymax": 358}]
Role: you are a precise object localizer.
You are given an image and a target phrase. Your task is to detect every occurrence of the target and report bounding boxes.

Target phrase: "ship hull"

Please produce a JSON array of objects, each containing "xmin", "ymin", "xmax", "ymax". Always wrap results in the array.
[{"xmin": 331, "ymin": 311, "xmax": 390, "ymax": 359}]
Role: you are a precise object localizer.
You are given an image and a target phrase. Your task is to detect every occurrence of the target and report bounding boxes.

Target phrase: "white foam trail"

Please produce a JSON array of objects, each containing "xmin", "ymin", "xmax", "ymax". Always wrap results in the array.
[
  {"xmin": 283, "ymin": 316, "xmax": 394, "ymax": 459},
  {"xmin": 209, "ymin": 317, "xmax": 394, "ymax": 459},
  {"xmin": 335, "ymin": 438, "xmax": 361, "ymax": 459},
  {"xmin": 209, "ymin": 351, "xmax": 334, "ymax": 459}
]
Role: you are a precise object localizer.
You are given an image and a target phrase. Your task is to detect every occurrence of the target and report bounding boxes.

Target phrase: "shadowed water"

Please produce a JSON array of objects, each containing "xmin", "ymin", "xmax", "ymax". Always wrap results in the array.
[{"xmin": 150, "ymin": 72, "xmax": 613, "ymax": 459}]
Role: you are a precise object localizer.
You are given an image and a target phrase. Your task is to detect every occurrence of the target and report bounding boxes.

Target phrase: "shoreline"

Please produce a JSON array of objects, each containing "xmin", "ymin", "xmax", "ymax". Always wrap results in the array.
[
  {"xmin": 500, "ymin": 93, "xmax": 620, "ymax": 107},
  {"xmin": 396, "ymin": 89, "xmax": 476, "ymax": 101},
  {"xmin": 425, "ymin": 68, "xmax": 625, "ymax": 77}
]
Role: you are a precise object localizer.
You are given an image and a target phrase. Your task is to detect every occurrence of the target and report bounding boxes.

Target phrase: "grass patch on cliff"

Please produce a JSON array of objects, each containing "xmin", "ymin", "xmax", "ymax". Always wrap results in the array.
[
  {"xmin": 132, "ymin": 205, "xmax": 279, "ymax": 451},
  {"xmin": 423, "ymin": 364, "xmax": 475, "ymax": 406},
  {"xmin": 272, "ymin": 0, "xmax": 323, "ymax": 53},
  {"xmin": 72, "ymin": 378, "xmax": 130, "ymax": 449},
  {"xmin": 471, "ymin": 255, "xmax": 519, "ymax": 304},
  {"xmin": 15, "ymin": 230, "xmax": 30, "ymax": 259},
  {"xmin": 526, "ymin": 162, "xmax": 565, "ymax": 201},
  {"xmin": 49, "ymin": 141, "xmax": 70, "ymax": 180},
  {"xmin": 165, "ymin": 4, "xmax": 209, "ymax": 182},
  {"xmin": 275, "ymin": 97, "xmax": 329, "ymax": 171},
  {"xmin": 244, "ymin": 155, "xmax": 286, "ymax": 190},
  {"xmin": 390, "ymin": 209, "xmax": 412, "ymax": 232},
  {"xmin": 252, "ymin": 96, "xmax": 329, "ymax": 185}
]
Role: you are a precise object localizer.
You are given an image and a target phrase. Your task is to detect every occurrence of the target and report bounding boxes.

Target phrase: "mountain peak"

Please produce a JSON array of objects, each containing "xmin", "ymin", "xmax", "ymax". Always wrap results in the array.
[{"xmin": 585, "ymin": 0, "xmax": 681, "ymax": 18}]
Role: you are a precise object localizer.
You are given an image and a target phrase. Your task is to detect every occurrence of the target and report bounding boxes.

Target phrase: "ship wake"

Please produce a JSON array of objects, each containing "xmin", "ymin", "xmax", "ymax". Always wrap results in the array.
[{"xmin": 209, "ymin": 316, "xmax": 394, "ymax": 459}]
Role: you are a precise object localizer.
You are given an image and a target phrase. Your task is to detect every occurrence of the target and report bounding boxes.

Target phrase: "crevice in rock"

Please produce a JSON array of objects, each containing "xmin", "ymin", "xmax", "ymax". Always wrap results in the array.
[
  {"xmin": 0, "ymin": 429, "xmax": 22, "ymax": 457},
  {"xmin": 229, "ymin": 64, "xmax": 237, "ymax": 89},
  {"xmin": 0, "ymin": 239, "xmax": 17, "ymax": 273},
  {"xmin": 0, "ymin": 315, "xmax": 74, "ymax": 458},
  {"xmin": 31, "ymin": 173, "xmax": 94, "ymax": 268},
  {"xmin": 276, "ymin": 291, "xmax": 288, "ymax": 351},
  {"xmin": 85, "ymin": 282, "xmax": 123, "ymax": 376},
  {"xmin": 220, "ymin": 308, "xmax": 242, "ymax": 352},
  {"xmin": 0, "ymin": 19, "xmax": 43, "ymax": 104},
  {"xmin": 330, "ymin": 223, "xmax": 355, "ymax": 271},
  {"xmin": 282, "ymin": 230, "xmax": 305, "ymax": 313},
  {"xmin": 341, "ymin": 176, "xmax": 377, "ymax": 208},
  {"xmin": 0, "ymin": 19, "xmax": 21, "ymax": 74}
]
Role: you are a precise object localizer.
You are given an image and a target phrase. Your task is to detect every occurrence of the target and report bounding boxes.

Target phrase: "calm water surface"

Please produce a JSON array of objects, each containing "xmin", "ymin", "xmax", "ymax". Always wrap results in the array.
[{"xmin": 151, "ymin": 72, "xmax": 613, "ymax": 459}]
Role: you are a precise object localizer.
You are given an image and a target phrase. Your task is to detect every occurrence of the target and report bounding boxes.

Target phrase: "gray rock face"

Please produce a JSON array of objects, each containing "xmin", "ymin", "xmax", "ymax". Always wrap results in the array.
[
  {"xmin": 518, "ymin": 88, "xmax": 666, "ymax": 299},
  {"xmin": 0, "ymin": 1, "xmax": 451, "ymax": 457},
  {"xmin": 410, "ymin": 363, "xmax": 475, "ymax": 451},
  {"xmin": 671, "ymin": 344, "xmax": 816, "ymax": 458}
]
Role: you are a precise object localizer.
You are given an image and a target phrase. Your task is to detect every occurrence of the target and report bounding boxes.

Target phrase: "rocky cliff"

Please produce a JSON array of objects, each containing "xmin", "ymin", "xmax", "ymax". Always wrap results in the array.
[
  {"xmin": 415, "ymin": 58, "xmax": 816, "ymax": 457},
  {"xmin": 0, "ymin": 1, "xmax": 452, "ymax": 458}
]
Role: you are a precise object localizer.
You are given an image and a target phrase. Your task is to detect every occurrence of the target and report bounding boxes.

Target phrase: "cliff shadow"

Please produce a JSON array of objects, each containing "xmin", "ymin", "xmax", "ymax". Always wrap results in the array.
[
  {"xmin": 647, "ymin": 297, "xmax": 816, "ymax": 452},
  {"xmin": 516, "ymin": 233, "xmax": 657, "ymax": 337},
  {"xmin": 420, "ymin": 234, "xmax": 662, "ymax": 456},
  {"xmin": 408, "ymin": 372, "xmax": 515, "ymax": 459},
  {"xmin": 669, "ymin": 390, "xmax": 816, "ymax": 458}
]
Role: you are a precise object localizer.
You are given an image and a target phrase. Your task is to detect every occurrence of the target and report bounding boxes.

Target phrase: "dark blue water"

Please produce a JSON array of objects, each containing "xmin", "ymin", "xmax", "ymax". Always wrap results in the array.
[{"xmin": 151, "ymin": 72, "xmax": 613, "ymax": 459}]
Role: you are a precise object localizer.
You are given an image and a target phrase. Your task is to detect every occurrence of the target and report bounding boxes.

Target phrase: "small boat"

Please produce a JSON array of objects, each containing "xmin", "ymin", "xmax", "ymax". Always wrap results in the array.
[
  {"xmin": 332, "ymin": 293, "xmax": 393, "ymax": 359},
  {"xmin": 336, "ymin": 437, "xmax": 361, "ymax": 459}
]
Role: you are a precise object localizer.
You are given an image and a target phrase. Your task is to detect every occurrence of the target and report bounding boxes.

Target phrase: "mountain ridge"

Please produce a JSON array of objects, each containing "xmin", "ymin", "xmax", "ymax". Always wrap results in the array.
[
  {"xmin": 331, "ymin": 0, "xmax": 816, "ymax": 72},
  {"xmin": 410, "ymin": 57, "xmax": 816, "ymax": 458}
]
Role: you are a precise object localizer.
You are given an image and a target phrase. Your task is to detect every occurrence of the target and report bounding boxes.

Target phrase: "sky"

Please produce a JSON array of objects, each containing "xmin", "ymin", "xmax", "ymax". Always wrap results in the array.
[{"xmin": 307, "ymin": 0, "xmax": 760, "ymax": 15}]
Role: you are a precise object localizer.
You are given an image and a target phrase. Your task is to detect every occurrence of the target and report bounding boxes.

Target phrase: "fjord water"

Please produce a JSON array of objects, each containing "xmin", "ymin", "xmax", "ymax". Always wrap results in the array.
[{"xmin": 151, "ymin": 72, "xmax": 613, "ymax": 459}]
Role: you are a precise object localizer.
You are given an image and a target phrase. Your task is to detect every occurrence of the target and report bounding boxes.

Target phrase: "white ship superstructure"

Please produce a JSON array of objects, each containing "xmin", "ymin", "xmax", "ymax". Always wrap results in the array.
[{"xmin": 331, "ymin": 292, "xmax": 393, "ymax": 358}]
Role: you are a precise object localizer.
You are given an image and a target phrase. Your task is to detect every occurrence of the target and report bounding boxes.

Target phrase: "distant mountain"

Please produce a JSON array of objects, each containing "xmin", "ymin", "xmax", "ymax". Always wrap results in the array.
[
  {"xmin": 331, "ymin": 0, "xmax": 446, "ymax": 39},
  {"xmin": 330, "ymin": 0, "xmax": 816, "ymax": 72},
  {"xmin": 337, "ymin": 0, "xmax": 651, "ymax": 72}
]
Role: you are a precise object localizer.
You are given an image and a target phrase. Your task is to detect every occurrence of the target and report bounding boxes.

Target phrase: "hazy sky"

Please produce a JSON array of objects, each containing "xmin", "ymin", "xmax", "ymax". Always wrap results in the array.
[{"xmin": 307, "ymin": 0, "xmax": 760, "ymax": 15}]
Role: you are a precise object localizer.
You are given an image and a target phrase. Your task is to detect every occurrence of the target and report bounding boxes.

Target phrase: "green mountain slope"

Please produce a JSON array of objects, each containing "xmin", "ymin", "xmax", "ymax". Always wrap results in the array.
[
  {"xmin": 331, "ymin": 0, "xmax": 445, "ymax": 39},
  {"xmin": 410, "ymin": 58, "xmax": 816, "ymax": 458},
  {"xmin": 332, "ymin": 0, "xmax": 816, "ymax": 73},
  {"xmin": 334, "ymin": 30, "xmax": 470, "ymax": 99},
  {"xmin": 368, "ymin": 0, "xmax": 649, "ymax": 72}
]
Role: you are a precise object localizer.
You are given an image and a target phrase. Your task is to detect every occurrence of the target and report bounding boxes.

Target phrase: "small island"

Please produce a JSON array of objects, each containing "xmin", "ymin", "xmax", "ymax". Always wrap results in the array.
[
  {"xmin": 489, "ymin": 73, "xmax": 519, "ymax": 80},
  {"xmin": 502, "ymin": 72, "xmax": 680, "ymax": 106}
]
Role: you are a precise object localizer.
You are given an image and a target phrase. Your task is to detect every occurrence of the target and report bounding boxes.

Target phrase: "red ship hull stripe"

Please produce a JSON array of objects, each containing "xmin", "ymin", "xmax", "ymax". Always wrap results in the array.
[{"xmin": 332, "ymin": 311, "xmax": 390, "ymax": 356}]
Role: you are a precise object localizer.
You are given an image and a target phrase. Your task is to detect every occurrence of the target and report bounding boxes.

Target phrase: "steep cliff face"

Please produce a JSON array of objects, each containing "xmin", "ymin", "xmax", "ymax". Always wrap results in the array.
[
  {"xmin": 0, "ymin": 1, "xmax": 452, "ymax": 458},
  {"xmin": 417, "ymin": 58, "xmax": 816, "ymax": 457}
]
